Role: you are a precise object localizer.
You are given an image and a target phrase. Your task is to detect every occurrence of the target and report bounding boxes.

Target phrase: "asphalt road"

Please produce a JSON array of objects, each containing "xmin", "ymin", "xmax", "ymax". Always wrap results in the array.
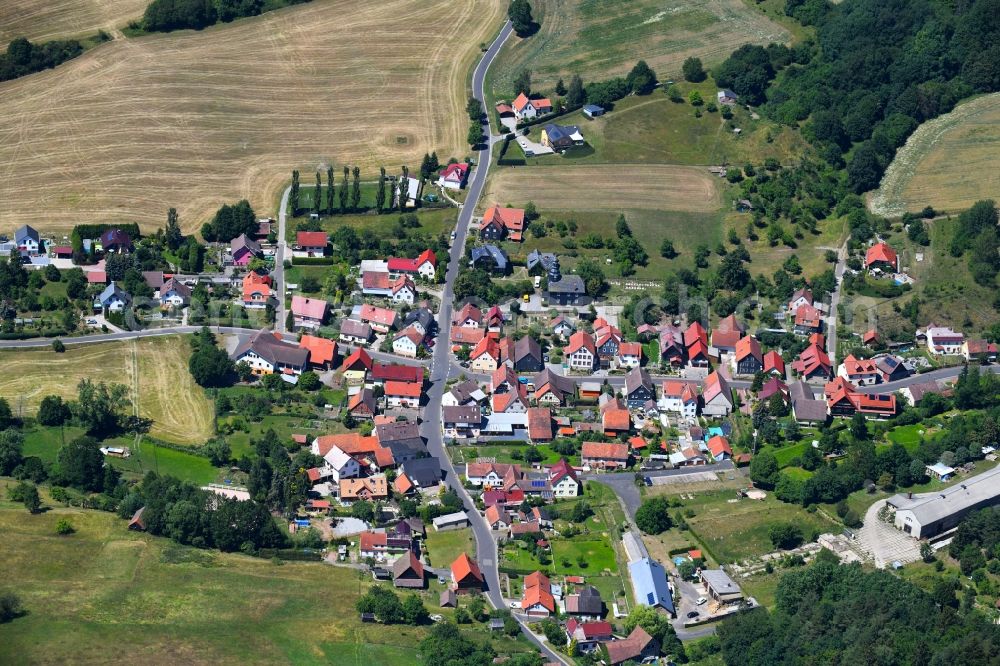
[
  {"xmin": 414, "ymin": 20, "xmax": 569, "ymax": 665},
  {"xmin": 275, "ymin": 186, "xmax": 291, "ymax": 333},
  {"xmin": 826, "ymin": 242, "xmax": 848, "ymax": 365}
]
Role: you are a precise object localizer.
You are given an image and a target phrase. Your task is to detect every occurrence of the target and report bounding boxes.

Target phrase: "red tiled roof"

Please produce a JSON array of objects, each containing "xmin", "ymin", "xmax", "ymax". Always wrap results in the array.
[
  {"xmin": 481, "ymin": 205, "xmax": 525, "ymax": 234},
  {"xmin": 385, "ymin": 380, "xmax": 422, "ymax": 398},
  {"xmin": 242, "ymin": 271, "xmax": 271, "ymax": 300},
  {"xmin": 685, "ymin": 321, "xmax": 708, "ymax": 347},
  {"xmin": 291, "ymin": 295, "xmax": 328, "ymax": 320},
  {"xmin": 86, "ymin": 270, "xmax": 107, "ymax": 284},
  {"xmin": 299, "ymin": 335, "xmax": 336, "ymax": 366},
  {"xmin": 763, "ymin": 350, "xmax": 784, "ymax": 375},
  {"xmin": 362, "ymin": 271, "xmax": 391, "ymax": 290},
  {"xmin": 795, "ymin": 304, "xmax": 822, "ymax": 328},
  {"xmin": 372, "ymin": 363, "xmax": 424, "ymax": 384},
  {"xmin": 358, "ymin": 304, "xmax": 397, "ymax": 326},
  {"xmin": 865, "ymin": 242, "xmax": 897, "ymax": 268},
  {"xmin": 450, "ymin": 326, "xmax": 485, "ymax": 345},
  {"xmin": 375, "ymin": 447, "xmax": 396, "ymax": 468},
  {"xmin": 735, "ymin": 335, "xmax": 762, "ymax": 362},
  {"xmin": 471, "ymin": 336, "xmax": 500, "ymax": 362},
  {"xmin": 314, "ymin": 433, "xmax": 379, "ymax": 457},
  {"xmin": 359, "ymin": 531, "xmax": 387, "ymax": 552},
  {"xmin": 296, "ymin": 231, "xmax": 328, "ymax": 247},
  {"xmin": 707, "ymin": 435, "xmax": 732, "ymax": 457},
  {"xmin": 581, "ymin": 442, "xmax": 629, "ymax": 462},
  {"xmin": 451, "ymin": 553, "xmax": 483, "ymax": 583},
  {"xmin": 439, "ymin": 163, "xmax": 469, "ymax": 182},
  {"xmin": 394, "ymin": 472, "xmax": 414, "ymax": 494},
  {"xmin": 602, "ymin": 407, "xmax": 631, "ymax": 432},
  {"xmin": 341, "ymin": 347, "xmax": 373, "ymax": 372},
  {"xmin": 564, "ymin": 331, "xmax": 596, "ymax": 356},
  {"xmin": 527, "ymin": 407, "xmax": 553, "ymax": 441}
]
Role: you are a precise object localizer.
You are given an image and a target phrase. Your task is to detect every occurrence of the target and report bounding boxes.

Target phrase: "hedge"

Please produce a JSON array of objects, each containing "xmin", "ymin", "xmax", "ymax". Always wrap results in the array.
[{"xmin": 291, "ymin": 256, "xmax": 336, "ymax": 266}]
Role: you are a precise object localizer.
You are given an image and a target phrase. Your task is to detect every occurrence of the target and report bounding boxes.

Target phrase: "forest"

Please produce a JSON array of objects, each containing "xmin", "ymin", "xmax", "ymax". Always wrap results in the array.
[{"xmin": 718, "ymin": 556, "xmax": 1000, "ymax": 665}]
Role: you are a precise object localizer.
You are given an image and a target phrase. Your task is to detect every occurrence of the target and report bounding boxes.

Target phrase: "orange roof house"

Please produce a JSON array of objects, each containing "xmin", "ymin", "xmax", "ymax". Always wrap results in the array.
[
  {"xmin": 299, "ymin": 335, "xmax": 337, "ymax": 369},
  {"xmin": 601, "ymin": 402, "xmax": 631, "ymax": 434},
  {"xmin": 865, "ymin": 242, "xmax": 898, "ymax": 271},
  {"xmin": 480, "ymin": 205, "xmax": 526, "ymax": 242},
  {"xmin": 338, "ymin": 476, "xmax": 388, "ymax": 501},
  {"xmin": 763, "ymin": 350, "xmax": 785, "ymax": 376},
  {"xmin": 794, "ymin": 304, "xmax": 823, "ymax": 332},
  {"xmin": 707, "ymin": 435, "xmax": 733, "ymax": 460},
  {"xmin": 394, "ymin": 472, "xmax": 415, "ymax": 495},
  {"xmin": 451, "ymin": 553, "xmax": 484, "ymax": 592},
  {"xmin": 581, "ymin": 442, "xmax": 629, "ymax": 469},
  {"xmin": 521, "ymin": 571, "xmax": 556, "ymax": 616},
  {"xmin": 242, "ymin": 271, "xmax": 272, "ymax": 303},
  {"xmin": 313, "ymin": 432, "xmax": 379, "ymax": 457},
  {"xmin": 341, "ymin": 347, "xmax": 373, "ymax": 373}
]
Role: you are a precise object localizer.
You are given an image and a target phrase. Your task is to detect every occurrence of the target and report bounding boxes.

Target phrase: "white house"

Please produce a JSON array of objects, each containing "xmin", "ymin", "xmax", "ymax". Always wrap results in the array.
[
  {"xmin": 925, "ymin": 325, "xmax": 964, "ymax": 356},
  {"xmin": 322, "ymin": 445, "xmax": 361, "ymax": 483},
  {"xmin": 392, "ymin": 328, "xmax": 423, "ymax": 358},
  {"xmin": 659, "ymin": 381, "xmax": 698, "ymax": 419},
  {"xmin": 14, "ymin": 224, "xmax": 40, "ymax": 255},
  {"xmin": 616, "ymin": 342, "xmax": 643, "ymax": 369},
  {"xmin": 392, "ymin": 276, "xmax": 416, "ymax": 305},
  {"xmin": 564, "ymin": 332, "xmax": 597, "ymax": 371},
  {"xmin": 95, "ymin": 282, "xmax": 131, "ymax": 312},
  {"xmin": 159, "ymin": 277, "xmax": 191, "ymax": 308},
  {"xmin": 549, "ymin": 460, "xmax": 580, "ymax": 498},
  {"xmin": 512, "ymin": 92, "xmax": 552, "ymax": 121}
]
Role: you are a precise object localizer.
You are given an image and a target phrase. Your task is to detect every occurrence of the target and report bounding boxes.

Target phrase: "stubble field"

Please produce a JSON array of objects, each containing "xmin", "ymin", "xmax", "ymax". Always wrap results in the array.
[
  {"xmin": 0, "ymin": 0, "xmax": 503, "ymax": 235},
  {"xmin": 870, "ymin": 93, "xmax": 1000, "ymax": 217},
  {"xmin": 489, "ymin": 0, "xmax": 790, "ymax": 98},
  {"xmin": 0, "ymin": 0, "xmax": 145, "ymax": 46},
  {"xmin": 0, "ymin": 336, "xmax": 213, "ymax": 445}
]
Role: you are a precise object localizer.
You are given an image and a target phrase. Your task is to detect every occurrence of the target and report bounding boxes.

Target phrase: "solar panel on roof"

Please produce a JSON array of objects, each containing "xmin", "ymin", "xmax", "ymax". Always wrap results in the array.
[{"xmin": 531, "ymin": 480, "xmax": 546, "ymax": 488}]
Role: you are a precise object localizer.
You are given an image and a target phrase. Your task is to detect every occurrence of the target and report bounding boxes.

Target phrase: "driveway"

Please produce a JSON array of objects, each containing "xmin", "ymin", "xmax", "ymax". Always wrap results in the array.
[
  {"xmin": 514, "ymin": 134, "xmax": 553, "ymax": 157},
  {"xmin": 855, "ymin": 499, "xmax": 921, "ymax": 568}
]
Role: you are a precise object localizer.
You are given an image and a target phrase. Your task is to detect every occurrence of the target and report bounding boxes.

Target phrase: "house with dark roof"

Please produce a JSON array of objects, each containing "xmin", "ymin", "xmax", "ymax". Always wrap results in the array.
[
  {"xmin": 565, "ymin": 586, "xmax": 603, "ymax": 620},
  {"xmin": 392, "ymin": 551, "xmax": 425, "ymax": 589},
  {"xmin": 159, "ymin": 277, "xmax": 191, "ymax": 308},
  {"xmin": 14, "ymin": 224, "xmax": 40, "ymax": 255},
  {"xmin": 479, "ymin": 205, "xmax": 525, "ymax": 242},
  {"xmin": 541, "ymin": 123, "xmax": 584, "ymax": 152},
  {"xmin": 623, "ymin": 367, "xmax": 655, "ymax": 408},
  {"xmin": 94, "ymin": 282, "xmax": 131, "ymax": 313},
  {"xmin": 402, "ymin": 307, "xmax": 435, "ymax": 337},
  {"xmin": 526, "ymin": 250, "xmax": 558, "ymax": 275},
  {"xmin": 604, "ymin": 625, "xmax": 659, "ymax": 666},
  {"xmin": 401, "ymin": 457, "xmax": 441, "ymax": 488},
  {"xmin": 789, "ymin": 380, "xmax": 828, "ymax": 425},
  {"xmin": 230, "ymin": 234, "xmax": 260, "ymax": 266},
  {"xmin": 231, "ymin": 329, "xmax": 309, "ymax": 377},
  {"xmin": 100, "ymin": 228, "xmax": 133, "ymax": 254},
  {"xmin": 513, "ymin": 335, "xmax": 544, "ymax": 372},
  {"xmin": 547, "ymin": 274, "xmax": 588, "ymax": 305},
  {"xmin": 339, "ymin": 318, "xmax": 373, "ymax": 345},
  {"xmin": 470, "ymin": 245, "xmax": 508, "ymax": 274}
]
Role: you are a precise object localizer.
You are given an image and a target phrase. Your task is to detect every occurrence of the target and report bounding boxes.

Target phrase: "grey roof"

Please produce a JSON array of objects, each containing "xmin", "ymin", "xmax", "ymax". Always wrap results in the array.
[
  {"xmin": 567, "ymin": 585, "xmax": 603, "ymax": 615},
  {"xmin": 97, "ymin": 282, "xmax": 131, "ymax": 306},
  {"xmin": 160, "ymin": 277, "xmax": 192, "ymax": 300},
  {"xmin": 582, "ymin": 104, "xmax": 604, "ymax": 113},
  {"xmin": 702, "ymin": 568, "xmax": 742, "ymax": 600},
  {"xmin": 906, "ymin": 381, "xmax": 943, "ymax": 404},
  {"xmin": 548, "ymin": 275, "xmax": 585, "ymax": 295},
  {"xmin": 340, "ymin": 319, "xmax": 372, "ymax": 339},
  {"xmin": 142, "ymin": 271, "xmax": 165, "ymax": 289},
  {"xmin": 875, "ymin": 355, "xmax": 905, "ymax": 375},
  {"xmin": 624, "ymin": 367, "xmax": 653, "ymax": 396},
  {"xmin": 470, "ymin": 245, "xmax": 508, "ymax": 271},
  {"xmin": 100, "ymin": 228, "xmax": 132, "ymax": 249},
  {"xmin": 14, "ymin": 224, "xmax": 38, "ymax": 243},
  {"xmin": 526, "ymin": 250, "xmax": 557, "ymax": 272},
  {"xmin": 789, "ymin": 380, "xmax": 828, "ymax": 422},
  {"xmin": 401, "ymin": 457, "xmax": 442, "ymax": 487},
  {"xmin": 628, "ymin": 558, "xmax": 674, "ymax": 613},
  {"xmin": 231, "ymin": 233, "xmax": 260, "ymax": 256},
  {"xmin": 442, "ymin": 405, "xmax": 482, "ymax": 426},
  {"xmin": 514, "ymin": 335, "xmax": 542, "ymax": 363},
  {"xmin": 533, "ymin": 368, "xmax": 575, "ymax": 399},
  {"xmin": 403, "ymin": 308, "xmax": 434, "ymax": 333},
  {"xmin": 888, "ymin": 465, "xmax": 1000, "ymax": 526},
  {"xmin": 432, "ymin": 511, "xmax": 468, "ymax": 528},
  {"xmin": 231, "ymin": 329, "xmax": 309, "ymax": 368},
  {"xmin": 543, "ymin": 123, "xmax": 582, "ymax": 143},
  {"xmin": 375, "ymin": 422, "xmax": 426, "ymax": 460},
  {"xmin": 448, "ymin": 379, "xmax": 482, "ymax": 405}
]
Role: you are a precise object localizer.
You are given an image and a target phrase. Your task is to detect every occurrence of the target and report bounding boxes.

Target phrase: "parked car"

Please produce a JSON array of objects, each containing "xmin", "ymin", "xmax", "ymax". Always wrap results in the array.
[
  {"xmin": 450, "ymin": 231, "xmax": 457, "ymax": 240},
  {"xmin": 686, "ymin": 611, "xmax": 700, "ymax": 619},
  {"xmin": 696, "ymin": 597, "xmax": 707, "ymax": 605}
]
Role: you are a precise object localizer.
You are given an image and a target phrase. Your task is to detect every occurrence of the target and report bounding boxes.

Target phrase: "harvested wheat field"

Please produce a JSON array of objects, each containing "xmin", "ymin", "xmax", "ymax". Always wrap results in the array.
[
  {"xmin": 482, "ymin": 164, "xmax": 721, "ymax": 214},
  {"xmin": 0, "ymin": 336, "xmax": 213, "ymax": 445},
  {"xmin": 870, "ymin": 93, "xmax": 1000, "ymax": 217},
  {"xmin": 0, "ymin": 0, "xmax": 503, "ymax": 235},
  {"xmin": 0, "ymin": 0, "xmax": 146, "ymax": 46},
  {"xmin": 490, "ymin": 0, "xmax": 789, "ymax": 96}
]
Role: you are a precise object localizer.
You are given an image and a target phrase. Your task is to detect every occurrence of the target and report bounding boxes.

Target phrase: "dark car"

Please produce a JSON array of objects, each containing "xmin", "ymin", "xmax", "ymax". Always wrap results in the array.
[
  {"xmin": 686, "ymin": 611, "xmax": 700, "ymax": 619},
  {"xmin": 644, "ymin": 476, "xmax": 653, "ymax": 486}
]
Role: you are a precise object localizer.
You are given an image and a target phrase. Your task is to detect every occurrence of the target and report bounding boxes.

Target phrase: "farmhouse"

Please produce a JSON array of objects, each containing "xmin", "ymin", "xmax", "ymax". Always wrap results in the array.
[
  {"xmin": 339, "ymin": 318, "xmax": 373, "ymax": 345},
  {"xmin": 321, "ymin": 445, "xmax": 361, "ymax": 483},
  {"xmin": 685, "ymin": 322, "xmax": 711, "ymax": 368},
  {"xmin": 512, "ymin": 335, "xmax": 544, "ymax": 372},
  {"xmin": 371, "ymin": 362, "xmax": 423, "ymax": 386},
  {"xmin": 346, "ymin": 389, "xmax": 376, "ymax": 420},
  {"xmin": 437, "ymin": 162, "xmax": 469, "ymax": 190},
  {"xmin": 384, "ymin": 380, "xmax": 422, "ymax": 409},
  {"xmin": 511, "ymin": 92, "xmax": 552, "ymax": 120},
  {"xmin": 400, "ymin": 458, "xmax": 441, "ymax": 489},
  {"xmin": 564, "ymin": 331, "xmax": 597, "ymax": 371},
  {"xmin": 789, "ymin": 380, "xmax": 828, "ymax": 424},
  {"xmin": 540, "ymin": 123, "xmax": 584, "ymax": 152},
  {"xmin": 792, "ymin": 342, "xmax": 833, "ymax": 380},
  {"xmin": 392, "ymin": 551, "xmax": 425, "ymax": 589},
  {"xmin": 479, "ymin": 205, "xmax": 525, "ymax": 242},
  {"xmin": 734, "ymin": 336, "xmax": 763, "ymax": 376},
  {"xmin": 442, "ymin": 405, "xmax": 483, "ymax": 439},
  {"xmin": 375, "ymin": 421, "xmax": 426, "ymax": 462},
  {"xmin": 605, "ymin": 626, "xmax": 659, "ymax": 666},
  {"xmin": 659, "ymin": 325, "xmax": 686, "ymax": 367},
  {"xmin": 533, "ymin": 368, "xmax": 576, "ymax": 405},
  {"xmin": 839, "ymin": 354, "xmax": 880, "ymax": 386},
  {"xmin": 711, "ymin": 314, "xmax": 745, "ymax": 353},
  {"xmin": 623, "ymin": 367, "xmax": 655, "ymax": 408},
  {"xmin": 564, "ymin": 586, "xmax": 604, "ymax": 620}
]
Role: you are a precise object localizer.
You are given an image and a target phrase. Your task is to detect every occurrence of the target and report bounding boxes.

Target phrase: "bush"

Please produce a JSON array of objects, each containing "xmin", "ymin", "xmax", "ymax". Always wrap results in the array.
[
  {"xmin": 635, "ymin": 497, "xmax": 673, "ymax": 534},
  {"xmin": 55, "ymin": 518, "xmax": 75, "ymax": 535},
  {"xmin": 0, "ymin": 592, "xmax": 22, "ymax": 623},
  {"xmin": 768, "ymin": 522, "xmax": 803, "ymax": 550}
]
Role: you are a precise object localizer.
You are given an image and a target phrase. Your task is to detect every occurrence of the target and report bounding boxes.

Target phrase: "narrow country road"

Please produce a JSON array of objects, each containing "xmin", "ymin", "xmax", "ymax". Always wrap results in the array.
[
  {"xmin": 275, "ymin": 185, "xmax": 290, "ymax": 333},
  {"xmin": 415, "ymin": 20, "xmax": 571, "ymax": 665},
  {"xmin": 826, "ymin": 241, "xmax": 848, "ymax": 365}
]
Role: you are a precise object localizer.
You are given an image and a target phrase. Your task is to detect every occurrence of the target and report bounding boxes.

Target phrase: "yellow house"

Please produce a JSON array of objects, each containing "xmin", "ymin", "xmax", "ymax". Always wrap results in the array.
[{"xmin": 469, "ymin": 336, "xmax": 499, "ymax": 374}]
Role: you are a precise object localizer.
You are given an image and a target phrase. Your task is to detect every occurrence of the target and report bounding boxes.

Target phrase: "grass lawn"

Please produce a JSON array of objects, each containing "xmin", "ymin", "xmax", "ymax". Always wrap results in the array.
[
  {"xmin": 780, "ymin": 467, "xmax": 814, "ymax": 481},
  {"xmin": 220, "ymin": 413, "xmax": 337, "ymax": 460},
  {"xmin": 106, "ymin": 438, "xmax": 220, "ymax": 486},
  {"xmin": 287, "ymin": 206, "xmax": 458, "ymax": 243},
  {"xmin": 550, "ymin": 538, "xmax": 617, "ymax": 575},
  {"xmin": 424, "ymin": 527, "xmax": 474, "ymax": 569},
  {"xmin": 0, "ymin": 502, "xmax": 432, "ymax": 664},
  {"xmin": 885, "ymin": 423, "xmax": 939, "ymax": 452},
  {"xmin": 739, "ymin": 571, "xmax": 782, "ymax": 609},
  {"xmin": 22, "ymin": 425, "xmax": 87, "ymax": 462},
  {"xmin": 772, "ymin": 442, "xmax": 808, "ymax": 468},
  {"xmin": 683, "ymin": 491, "xmax": 838, "ymax": 564},
  {"xmin": 454, "ymin": 443, "xmax": 567, "ymax": 467},
  {"xmin": 283, "ymin": 265, "xmax": 330, "ymax": 296}
]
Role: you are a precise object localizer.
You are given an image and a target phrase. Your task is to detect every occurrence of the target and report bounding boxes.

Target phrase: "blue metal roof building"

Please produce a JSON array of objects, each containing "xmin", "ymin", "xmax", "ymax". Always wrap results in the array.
[{"xmin": 628, "ymin": 557, "xmax": 675, "ymax": 616}]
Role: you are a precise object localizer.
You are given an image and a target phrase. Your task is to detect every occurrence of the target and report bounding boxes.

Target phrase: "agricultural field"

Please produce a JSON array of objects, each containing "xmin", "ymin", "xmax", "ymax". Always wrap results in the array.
[
  {"xmin": 0, "ymin": 336, "xmax": 214, "ymax": 446},
  {"xmin": 481, "ymin": 163, "xmax": 723, "ymax": 279},
  {"xmin": 0, "ymin": 499, "xmax": 434, "ymax": 664},
  {"xmin": 681, "ymin": 491, "xmax": 838, "ymax": 564},
  {"xmin": 0, "ymin": 0, "xmax": 145, "ymax": 46},
  {"xmin": 0, "ymin": 0, "xmax": 504, "ymax": 235},
  {"xmin": 870, "ymin": 93, "xmax": 1000, "ymax": 217},
  {"xmin": 487, "ymin": 0, "xmax": 790, "ymax": 100}
]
